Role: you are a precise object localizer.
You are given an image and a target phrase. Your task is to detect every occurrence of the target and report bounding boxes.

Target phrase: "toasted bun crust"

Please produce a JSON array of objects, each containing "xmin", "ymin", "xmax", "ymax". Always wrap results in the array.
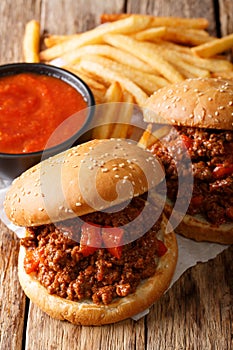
[
  {"xmin": 4, "ymin": 139, "xmax": 163, "ymax": 227},
  {"xmin": 164, "ymin": 202, "xmax": 233, "ymax": 244},
  {"xmin": 18, "ymin": 214, "xmax": 178, "ymax": 325},
  {"xmin": 143, "ymin": 77, "xmax": 233, "ymax": 130}
]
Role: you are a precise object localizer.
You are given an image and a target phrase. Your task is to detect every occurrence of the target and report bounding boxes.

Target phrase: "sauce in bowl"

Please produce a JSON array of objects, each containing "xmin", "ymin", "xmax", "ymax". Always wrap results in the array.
[{"xmin": 0, "ymin": 72, "xmax": 88, "ymax": 153}]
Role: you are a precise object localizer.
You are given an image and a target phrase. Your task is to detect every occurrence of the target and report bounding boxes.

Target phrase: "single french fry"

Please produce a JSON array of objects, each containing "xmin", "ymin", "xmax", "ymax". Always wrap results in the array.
[
  {"xmin": 23, "ymin": 20, "xmax": 40, "ymax": 62},
  {"xmin": 39, "ymin": 15, "xmax": 152, "ymax": 61},
  {"xmin": 100, "ymin": 13, "xmax": 129, "ymax": 24},
  {"xmin": 153, "ymin": 39, "xmax": 192, "ymax": 53},
  {"xmin": 92, "ymin": 82, "xmax": 123, "ymax": 139},
  {"xmin": 104, "ymin": 34, "xmax": 184, "ymax": 83},
  {"xmin": 191, "ymin": 33, "xmax": 233, "ymax": 58},
  {"xmin": 138, "ymin": 125, "xmax": 171, "ymax": 149},
  {"xmin": 211, "ymin": 71, "xmax": 233, "ymax": 80},
  {"xmin": 44, "ymin": 34, "xmax": 79, "ymax": 48},
  {"xmin": 162, "ymin": 27, "xmax": 215, "ymax": 46},
  {"xmin": 100, "ymin": 14, "xmax": 209, "ymax": 29},
  {"xmin": 110, "ymin": 90, "xmax": 134, "ymax": 138},
  {"xmin": 138, "ymin": 124, "xmax": 153, "ymax": 149},
  {"xmin": 134, "ymin": 27, "xmax": 166, "ymax": 41},
  {"xmin": 169, "ymin": 50, "xmax": 233, "ymax": 72},
  {"xmin": 79, "ymin": 60, "xmax": 148, "ymax": 106}
]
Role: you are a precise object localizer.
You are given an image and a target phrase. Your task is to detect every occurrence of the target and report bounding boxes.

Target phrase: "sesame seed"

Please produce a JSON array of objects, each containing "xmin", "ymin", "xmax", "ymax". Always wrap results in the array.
[
  {"xmin": 208, "ymin": 97, "xmax": 213, "ymax": 101},
  {"xmin": 38, "ymin": 208, "xmax": 44, "ymax": 211},
  {"xmin": 112, "ymin": 167, "xmax": 118, "ymax": 171},
  {"xmin": 101, "ymin": 168, "xmax": 109, "ymax": 173},
  {"xmin": 218, "ymin": 106, "xmax": 225, "ymax": 110},
  {"xmin": 115, "ymin": 174, "xmax": 120, "ymax": 178},
  {"xmin": 75, "ymin": 202, "xmax": 82, "ymax": 206},
  {"xmin": 229, "ymin": 101, "xmax": 233, "ymax": 106},
  {"xmin": 215, "ymin": 111, "xmax": 219, "ymax": 116}
]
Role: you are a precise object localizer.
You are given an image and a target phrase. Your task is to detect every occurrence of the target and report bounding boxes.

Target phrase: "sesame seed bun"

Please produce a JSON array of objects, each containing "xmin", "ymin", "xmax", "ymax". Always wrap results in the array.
[
  {"xmin": 143, "ymin": 77, "xmax": 233, "ymax": 130},
  {"xmin": 164, "ymin": 201, "xmax": 233, "ymax": 245},
  {"xmin": 4, "ymin": 139, "xmax": 163, "ymax": 227},
  {"xmin": 17, "ymin": 214, "xmax": 178, "ymax": 325},
  {"xmin": 4, "ymin": 138, "xmax": 178, "ymax": 325}
]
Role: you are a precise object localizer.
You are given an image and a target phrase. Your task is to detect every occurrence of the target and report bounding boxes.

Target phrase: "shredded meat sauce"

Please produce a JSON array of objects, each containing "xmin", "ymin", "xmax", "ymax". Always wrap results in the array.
[
  {"xmin": 21, "ymin": 196, "xmax": 165, "ymax": 305},
  {"xmin": 151, "ymin": 126, "xmax": 233, "ymax": 225}
]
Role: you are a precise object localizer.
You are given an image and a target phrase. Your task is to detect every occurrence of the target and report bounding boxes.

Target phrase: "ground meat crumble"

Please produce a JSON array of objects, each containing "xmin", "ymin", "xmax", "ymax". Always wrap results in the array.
[
  {"xmin": 21, "ymin": 195, "xmax": 163, "ymax": 305},
  {"xmin": 150, "ymin": 126, "xmax": 233, "ymax": 225}
]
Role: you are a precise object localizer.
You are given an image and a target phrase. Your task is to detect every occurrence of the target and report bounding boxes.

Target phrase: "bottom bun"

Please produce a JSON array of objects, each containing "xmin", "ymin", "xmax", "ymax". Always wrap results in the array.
[
  {"xmin": 164, "ymin": 203, "xmax": 233, "ymax": 245},
  {"xmin": 18, "ymin": 215, "xmax": 178, "ymax": 325}
]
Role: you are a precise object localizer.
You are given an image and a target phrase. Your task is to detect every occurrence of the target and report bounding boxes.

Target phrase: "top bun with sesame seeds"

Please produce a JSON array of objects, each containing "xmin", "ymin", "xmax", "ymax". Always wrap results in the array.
[
  {"xmin": 142, "ymin": 77, "xmax": 233, "ymax": 244},
  {"xmin": 4, "ymin": 138, "xmax": 164, "ymax": 227},
  {"xmin": 143, "ymin": 77, "xmax": 233, "ymax": 130},
  {"xmin": 3, "ymin": 138, "xmax": 178, "ymax": 325}
]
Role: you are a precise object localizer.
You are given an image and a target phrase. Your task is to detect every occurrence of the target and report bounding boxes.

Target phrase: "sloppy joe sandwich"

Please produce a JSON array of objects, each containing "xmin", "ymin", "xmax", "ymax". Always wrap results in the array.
[
  {"xmin": 4, "ymin": 139, "xmax": 177, "ymax": 325},
  {"xmin": 143, "ymin": 77, "xmax": 233, "ymax": 244}
]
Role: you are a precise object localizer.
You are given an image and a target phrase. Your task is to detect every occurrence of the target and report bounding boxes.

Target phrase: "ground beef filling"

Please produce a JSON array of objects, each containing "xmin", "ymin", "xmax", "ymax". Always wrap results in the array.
[
  {"xmin": 21, "ymin": 196, "xmax": 164, "ymax": 305},
  {"xmin": 150, "ymin": 126, "xmax": 233, "ymax": 225}
]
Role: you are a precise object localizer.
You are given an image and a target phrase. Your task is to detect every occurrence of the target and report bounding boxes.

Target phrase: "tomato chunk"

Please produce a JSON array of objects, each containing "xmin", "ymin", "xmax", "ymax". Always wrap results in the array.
[
  {"xmin": 24, "ymin": 249, "xmax": 40, "ymax": 274},
  {"xmin": 102, "ymin": 227, "xmax": 124, "ymax": 259},
  {"xmin": 79, "ymin": 223, "xmax": 102, "ymax": 257},
  {"xmin": 213, "ymin": 164, "xmax": 233, "ymax": 179},
  {"xmin": 181, "ymin": 135, "xmax": 193, "ymax": 149},
  {"xmin": 157, "ymin": 239, "xmax": 167, "ymax": 257}
]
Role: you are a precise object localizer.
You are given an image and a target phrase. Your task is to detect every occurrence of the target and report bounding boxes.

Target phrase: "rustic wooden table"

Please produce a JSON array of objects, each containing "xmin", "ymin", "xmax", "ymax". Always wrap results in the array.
[{"xmin": 0, "ymin": 1, "xmax": 232, "ymax": 349}]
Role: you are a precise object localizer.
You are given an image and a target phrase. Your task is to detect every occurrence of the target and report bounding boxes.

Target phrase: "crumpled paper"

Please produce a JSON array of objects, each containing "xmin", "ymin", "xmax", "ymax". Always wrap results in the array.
[{"xmin": 0, "ymin": 183, "xmax": 229, "ymax": 321}]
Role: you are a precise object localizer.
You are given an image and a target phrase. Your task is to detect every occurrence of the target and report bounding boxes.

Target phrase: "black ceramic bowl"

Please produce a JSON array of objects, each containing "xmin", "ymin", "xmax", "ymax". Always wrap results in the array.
[{"xmin": 0, "ymin": 63, "xmax": 95, "ymax": 180}]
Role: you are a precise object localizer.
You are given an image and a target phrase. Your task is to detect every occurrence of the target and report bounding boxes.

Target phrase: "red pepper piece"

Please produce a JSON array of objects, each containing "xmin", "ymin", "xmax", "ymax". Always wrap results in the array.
[
  {"xmin": 213, "ymin": 164, "xmax": 233, "ymax": 179},
  {"xmin": 24, "ymin": 249, "xmax": 40, "ymax": 274},
  {"xmin": 79, "ymin": 222, "xmax": 102, "ymax": 257},
  {"xmin": 181, "ymin": 135, "xmax": 193, "ymax": 149},
  {"xmin": 157, "ymin": 239, "xmax": 168, "ymax": 257},
  {"xmin": 102, "ymin": 227, "xmax": 124, "ymax": 259}
]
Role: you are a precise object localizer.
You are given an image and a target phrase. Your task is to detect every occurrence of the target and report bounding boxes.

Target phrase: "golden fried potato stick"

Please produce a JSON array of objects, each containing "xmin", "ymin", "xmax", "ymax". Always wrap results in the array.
[
  {"xmin": 92, "ymin": 82, "xmax": 123, "ymax": 139},
  {"xmin": 23, "ymin": 19, "xmax": 40, "ymax": 62},
  {"xmin": 79, "ymin": 60, "xmax": 148, "ymax": 106},
  {"xmin": 58, "ymin": 44, "xmax": 156, "ymax": 74},
  {"xmin": 192, "ymin": 33, "xmax": 233, "ymax": 58},
  {"xmin": 104, "ymin": 34, "xmax": 184, "ymax": 83},
  {"xmin": 110, "ymin": 91, "xmax": 134, "ymax": 139},
  {"xmin": 100, "ymin": 14, "xmax": 209, "ymax": 29},
  {"xmin": 39, "ymin": 15, "xmax": 152, "ymax": 61}
]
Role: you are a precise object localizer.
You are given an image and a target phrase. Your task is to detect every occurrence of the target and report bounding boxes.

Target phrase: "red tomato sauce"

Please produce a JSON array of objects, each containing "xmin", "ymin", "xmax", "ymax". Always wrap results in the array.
[{"xmin": 0, "ymin": 72, "xmax": 88, "ymax": 153}]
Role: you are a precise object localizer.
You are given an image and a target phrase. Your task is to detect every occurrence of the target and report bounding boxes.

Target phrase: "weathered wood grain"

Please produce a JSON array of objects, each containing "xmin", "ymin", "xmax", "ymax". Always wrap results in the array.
[
  {"xmin": 126, "ymin": 0, "xmax": 217, "ymax": 35},
  {"xmin": 0, "ymin": 1, "xmax": 232, "ymax": 349},
  {"xmin": 0, "ymin": 222, "xmax": 25, "ymax": 350}
]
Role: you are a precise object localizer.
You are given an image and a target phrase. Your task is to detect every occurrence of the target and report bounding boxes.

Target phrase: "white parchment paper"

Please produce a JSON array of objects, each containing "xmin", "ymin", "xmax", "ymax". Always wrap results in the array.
[{"xmin": 0, "ymin": 183, "xmax": 229, "ymax": 321}]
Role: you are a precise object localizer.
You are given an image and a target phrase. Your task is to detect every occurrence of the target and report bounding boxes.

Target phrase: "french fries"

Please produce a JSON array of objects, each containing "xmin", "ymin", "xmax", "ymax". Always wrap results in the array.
[
  {"xmin": 103, "ymin": 34, "xmax": 184, "ymax": 83},
  {"xmin": 22, "ymin": 13, "xmax": 233, "ymax": 141},
  {"xmin": 100, "ymin": 14, "xmax": 209, "ymax": 29},
  {"xmin": 78, "ymin": 60, "xmax": 148, "ymax": 106},
  {"xmin": 191, "ymin": 33, "xmax": 233, "ymax": 58},
  {"xmin": 39, "ymin": 15, "xmax": 151, "ymax": 61},
  {"xmin": 23, "ymin": 20, "xmax": 40, "ymax": 62},
  {"xmin": 92, "ymin": 82, "xmax": 123, "ymax": 139}
]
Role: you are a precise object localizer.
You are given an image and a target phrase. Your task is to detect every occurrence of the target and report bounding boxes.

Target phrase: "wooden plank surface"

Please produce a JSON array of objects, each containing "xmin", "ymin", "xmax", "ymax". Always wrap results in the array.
[{"xmin": 0, "ymin": 1, "xmax": 232, "ymax": 350}]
